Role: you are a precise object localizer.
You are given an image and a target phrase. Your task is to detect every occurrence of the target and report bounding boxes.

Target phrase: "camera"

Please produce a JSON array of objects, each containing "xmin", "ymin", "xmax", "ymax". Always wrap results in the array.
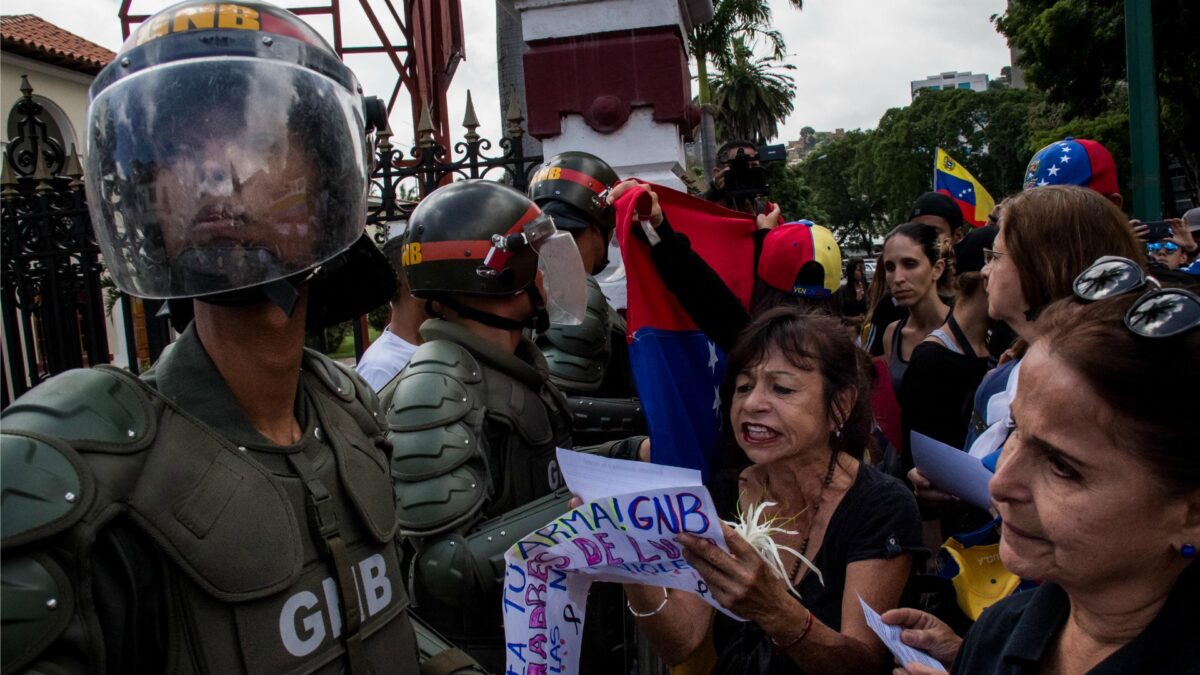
[{"xmin": 722, "ymin": 144, "xmax": 786, "ymax": 201}]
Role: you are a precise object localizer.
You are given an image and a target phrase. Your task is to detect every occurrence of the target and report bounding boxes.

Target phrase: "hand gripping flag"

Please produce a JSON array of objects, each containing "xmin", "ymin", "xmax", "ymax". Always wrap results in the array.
[
  {"xmin": 612, "ymin": 183, "xmax": 756, "ymax": 480},
  {"xmin": 934, "ymin": 148, "xmax": 996, "ymax": 228}
]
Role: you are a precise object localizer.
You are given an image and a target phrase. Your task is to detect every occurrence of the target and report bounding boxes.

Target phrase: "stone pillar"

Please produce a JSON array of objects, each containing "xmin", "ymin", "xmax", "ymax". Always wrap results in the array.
[
  {"xmin": 495, "ymin": 2, "xmax": 542, "ymax": 157},
  {"xmin": 512, "ymin": 0, "xmax": 711, "ymax": 191}
]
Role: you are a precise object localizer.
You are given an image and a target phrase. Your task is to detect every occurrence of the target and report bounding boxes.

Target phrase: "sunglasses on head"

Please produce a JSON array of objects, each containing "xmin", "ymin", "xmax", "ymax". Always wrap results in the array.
[
  {"xmin": 1072, "ymin": 256, "xmax": 1200, "ymax": 338},
  {"xmin": 1147, "ymin": 241, "xmax": 1180, "ymax": 253}
]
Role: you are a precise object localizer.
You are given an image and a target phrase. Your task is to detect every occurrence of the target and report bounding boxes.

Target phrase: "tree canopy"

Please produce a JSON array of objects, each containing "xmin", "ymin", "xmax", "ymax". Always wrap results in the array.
[
  {"xmin": 709, "ymin": 38, "xmax": 797, "ymax": 144},
  {"xmin": 995, "ymin": 0, "xmax": 1199, "ymax": 207}
]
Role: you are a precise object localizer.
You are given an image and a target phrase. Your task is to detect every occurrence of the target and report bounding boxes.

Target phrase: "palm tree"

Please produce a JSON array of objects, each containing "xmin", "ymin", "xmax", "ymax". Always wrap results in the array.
[
  {"xmin": 710, "ymin": 38, "xmax": 797, "ymax": 144},
  {"xmin": 689, "ymin": 0, "xmax": 802, "ymax": 175}
]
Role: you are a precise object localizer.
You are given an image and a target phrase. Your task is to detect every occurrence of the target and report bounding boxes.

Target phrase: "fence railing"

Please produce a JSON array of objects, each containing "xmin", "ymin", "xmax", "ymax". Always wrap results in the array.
[{"xmin": 1, "ymin": 76, "xmax": 110, "ymax": 405}]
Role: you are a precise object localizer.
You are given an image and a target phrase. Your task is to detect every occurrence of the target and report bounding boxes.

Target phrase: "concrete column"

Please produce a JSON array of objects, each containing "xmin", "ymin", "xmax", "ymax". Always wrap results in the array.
[{"xmin": 511, "ymin": 0, "xmax": 711, "ymax": 190}]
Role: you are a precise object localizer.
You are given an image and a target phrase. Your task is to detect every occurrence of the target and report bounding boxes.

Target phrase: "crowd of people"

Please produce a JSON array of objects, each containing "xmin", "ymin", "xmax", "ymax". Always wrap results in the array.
[{"xmin": 2, "ymin": 4, "xmax": 1198, "ymax": 675}]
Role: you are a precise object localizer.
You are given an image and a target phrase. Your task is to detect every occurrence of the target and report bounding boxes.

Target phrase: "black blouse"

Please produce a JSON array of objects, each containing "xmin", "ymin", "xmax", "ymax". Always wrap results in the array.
[
  {"xmin": 952, "ymin": 566, "xmax": 1200, "ymax": 674},
  {"xmin": 710, "ymin": 463, "xmax": 924, "ymax": 674}
]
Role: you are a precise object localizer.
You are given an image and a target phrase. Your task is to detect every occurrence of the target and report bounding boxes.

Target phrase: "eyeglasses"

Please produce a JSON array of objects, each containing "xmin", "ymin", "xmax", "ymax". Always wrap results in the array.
[
  {"xmin": 982, "ymin": 248, "xmax": 1007, "ymax": 265},
  {"xmin": 1072, "ymin": 256, "xmax": 1200, "ymax": 337},
  {"xmin": 1147, "ymin": 241, "xmax": 1181, "ymax": 254}
]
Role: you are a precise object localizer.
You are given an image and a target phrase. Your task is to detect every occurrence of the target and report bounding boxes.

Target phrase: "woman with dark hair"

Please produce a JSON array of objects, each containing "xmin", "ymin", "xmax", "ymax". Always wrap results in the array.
[
  {"xmin": 885, "ymin": 268, "xmax": 1200, "ymax": 673},
  {"xmin": 860, "ymin": 251, "xmax": 903, "ymax": 357},
  {"xmin": 623, "ymin": 308, "xmax": 923, "ymax": 674},
  {"xmin": 835, "ymin": 257, "xmax": 870, "ymax": 321},
  {"xmin": 881, "ymin": 223, "xmax": 951, "ymax": 391},
  {"xmin": 898, "ymin": 271, "xmax": 990, "ymax": 454}
]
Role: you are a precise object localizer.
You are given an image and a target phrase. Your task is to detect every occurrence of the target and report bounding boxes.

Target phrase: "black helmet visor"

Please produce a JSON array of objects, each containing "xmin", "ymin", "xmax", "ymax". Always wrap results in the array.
[{"xmin": 84, "ymin": 57, "xmax": 369, "ymax": 299}]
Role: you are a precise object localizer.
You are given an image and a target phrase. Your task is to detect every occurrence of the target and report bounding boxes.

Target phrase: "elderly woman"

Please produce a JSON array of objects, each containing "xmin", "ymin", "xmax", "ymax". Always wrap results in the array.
[
  {"xmin": 624, "ymin": 308, "xmax": 923, "ymax": 674},
  {"xmin": 885, "ymin": 268, "xmax": 1200, "ymax": 673}
]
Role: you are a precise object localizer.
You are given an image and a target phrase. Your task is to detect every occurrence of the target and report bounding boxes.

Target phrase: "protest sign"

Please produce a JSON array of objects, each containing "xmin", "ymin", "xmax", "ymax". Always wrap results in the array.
[{"xmin": 502, "ymin": 450, "xmax": 737, "ymax": 675}]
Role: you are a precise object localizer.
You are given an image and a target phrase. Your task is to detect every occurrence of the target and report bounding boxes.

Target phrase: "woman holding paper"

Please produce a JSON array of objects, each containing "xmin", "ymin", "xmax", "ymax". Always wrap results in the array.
[
  {"xmin": 624, "ymin": 308, "xmax": 923, "ymax": 674},
  {"xmin": 884, "ymin": 283, "xmax": 1200, "ymax": 673},
  {"xmin": 910, "ymin": 186, "xmax": 1143, "ymax": 497}
]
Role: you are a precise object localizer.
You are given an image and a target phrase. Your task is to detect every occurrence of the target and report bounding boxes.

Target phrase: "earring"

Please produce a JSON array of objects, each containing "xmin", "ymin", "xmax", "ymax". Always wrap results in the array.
[
  {"xmin": 1182, "ymin": 544, "xmax": 1197, "ymax": 559},
  {"xmin": 834, "ymin": 426, "xmax": 843, "ymax": 439}
]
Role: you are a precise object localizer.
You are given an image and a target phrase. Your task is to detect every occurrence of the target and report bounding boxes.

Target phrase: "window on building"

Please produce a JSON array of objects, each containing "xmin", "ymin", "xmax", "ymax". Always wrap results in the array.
[{"xmin": 958, "ymin": 82, "xmax": 972, "ymax": 90}]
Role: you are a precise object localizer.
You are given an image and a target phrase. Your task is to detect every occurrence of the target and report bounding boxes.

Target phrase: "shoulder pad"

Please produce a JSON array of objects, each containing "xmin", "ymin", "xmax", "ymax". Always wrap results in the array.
[
  {"xmin": 385, "ymin": 340, "xmax": 483, "ymax": 432},
  {"xmin": 304, "ymin": 349, "xmax": 386, "ymax": 436},
  {"xmin": 1, "ymin": 367, "xmax": 155, "ymax": 453},
  {"xmin": 389, "ymin": 422, "xmax": 478, "ymax": 481},
  {"xmin": 303, "ymin": 348, "xmax": 358, "ymax": 403},
  {"xmin": 1, "ymin": 433, "xmax": 92, "ymax": 550},
  {"xmin": 388, "ymin": 340, "xmax": 491, "ymax": 535},
  {"xmin": 394, "ymin": 465, "xmax": 487, "ymax": 535},
  {"xmin": 1, "ymin": 553, "xmax": 74, "ymax": 673},
  {"xmin": 402, "ymin": 339, "xmax": 483, "ymax": 383}
]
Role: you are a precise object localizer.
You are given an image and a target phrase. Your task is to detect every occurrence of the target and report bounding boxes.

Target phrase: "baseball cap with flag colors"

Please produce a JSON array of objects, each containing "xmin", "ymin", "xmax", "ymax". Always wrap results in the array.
[
  {"xmin": 757, "ymin": 221, "xmax": 842, "ymax": 298},
  {"xmin": 1023, "ymin": 137, "xmax": 1118, "ymax": 196}
]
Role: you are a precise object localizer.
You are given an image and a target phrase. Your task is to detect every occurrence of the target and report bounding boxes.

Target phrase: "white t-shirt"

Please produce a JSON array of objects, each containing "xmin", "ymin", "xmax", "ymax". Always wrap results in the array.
[{"xmin": 355, "ymin": 328, "xmax": 419, "ymax": 392}]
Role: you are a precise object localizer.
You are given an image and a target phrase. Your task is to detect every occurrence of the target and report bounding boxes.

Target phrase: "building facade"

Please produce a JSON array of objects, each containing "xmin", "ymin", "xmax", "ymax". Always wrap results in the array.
[{"xmin": 910, "ymin": 71, "xmax": 989, "ymax": 99}]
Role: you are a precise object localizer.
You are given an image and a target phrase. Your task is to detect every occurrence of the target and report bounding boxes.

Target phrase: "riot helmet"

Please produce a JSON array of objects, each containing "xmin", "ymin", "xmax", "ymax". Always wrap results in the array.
[
  {"xmin": 84, "ymin": 0, "xmax": 392, "ymax": 326},
  {"xmin": 403, "ymin": 180, "xmax": 587, "ymax": 330},
  {"xmin": 528, "ymin": 151, "xmax": 619, "ymax": 239}
]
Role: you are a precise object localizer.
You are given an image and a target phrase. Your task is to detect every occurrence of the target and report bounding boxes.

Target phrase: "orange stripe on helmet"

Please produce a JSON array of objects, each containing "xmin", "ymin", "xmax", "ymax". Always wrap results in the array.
[
  {"xmin": 413, "ymin": 240, "xmax": 491, "ymax": 262},
  {"xmin": 508, "ymin": 202, "xmax": 544, "ymax": 233},
  {"xmin": 553, "ymin": 167, "xmax": 608, "ymax": 194}
]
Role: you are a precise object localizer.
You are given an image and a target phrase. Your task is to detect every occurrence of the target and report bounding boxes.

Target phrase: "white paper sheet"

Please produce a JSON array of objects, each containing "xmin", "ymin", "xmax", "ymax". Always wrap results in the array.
[
  {"xmin": 858, "ymin": 595, "xmax": 947, "ymax": 672},
  {"xmin": 556, "ymin": 447, "xmax": 703, "ymax": 503},
  {"xmin": 910, "ymin": 431, "xmax": 994, "ymax": 512},
  {"xmin": 505, "ymin": 451, "xmax": 737, "ymax": 675}
]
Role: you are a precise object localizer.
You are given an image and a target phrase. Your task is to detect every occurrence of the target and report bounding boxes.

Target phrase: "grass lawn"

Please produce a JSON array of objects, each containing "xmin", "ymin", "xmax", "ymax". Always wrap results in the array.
[{"xmin": 327, "ymin": 326, "xmax": 382, "ymax": 360}]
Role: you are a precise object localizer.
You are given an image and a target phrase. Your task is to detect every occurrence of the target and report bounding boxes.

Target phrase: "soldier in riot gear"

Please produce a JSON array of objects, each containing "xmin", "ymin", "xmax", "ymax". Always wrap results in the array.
[
  {"xmin": 385, "ymin": 179, "xmax": 646, "ymax": 671},
  {"xmin": 0, "ymin": 3, "xmax": 479, "ymax": 674},
  {"xmin": 527, "ymin": 152, "xmax": 646, "ymax": 444}
]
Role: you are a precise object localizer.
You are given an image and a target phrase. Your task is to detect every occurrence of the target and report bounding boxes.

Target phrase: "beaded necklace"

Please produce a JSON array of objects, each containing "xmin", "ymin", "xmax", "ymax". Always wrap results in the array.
[{"xmin": 789, "ymin": 450, "xmax": 840, "ymax": 583}]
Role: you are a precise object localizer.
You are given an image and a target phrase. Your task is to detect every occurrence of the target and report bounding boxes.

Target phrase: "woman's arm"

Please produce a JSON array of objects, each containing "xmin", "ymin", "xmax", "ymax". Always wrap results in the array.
[
  {"xmin": 882, "ymin": 320, "xmax": 899, "ymax": 364},
  {"xmin": 621, "ymin": 584, "xmax": 714, "ymax": 665},
  {"xmin": 680, "ymin": 526, "xmax": 915, "ymax": 675},
  {"xmin": 649, "ymin": 217, "xmax": 752, "ymax": 353},
  {"xmin": 768, "ymin": 555, "xmax": 913, "ymax": 674}
]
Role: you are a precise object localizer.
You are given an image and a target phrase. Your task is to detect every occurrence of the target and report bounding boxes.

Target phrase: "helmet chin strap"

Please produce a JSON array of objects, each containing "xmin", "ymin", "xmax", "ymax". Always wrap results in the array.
[
  {"xmin": 434, "ymin": 291, "xmax": 548, "ymax": 333},
  {"xmin": 190, "ymin": 277, "xmax": 302, "ymax": 315}
]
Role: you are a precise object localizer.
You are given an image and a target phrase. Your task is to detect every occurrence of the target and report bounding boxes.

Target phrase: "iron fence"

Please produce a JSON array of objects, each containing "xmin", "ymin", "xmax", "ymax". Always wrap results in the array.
[{"xmin": 1, "ymin": 77, "xmax": 110, "ymax": 405}]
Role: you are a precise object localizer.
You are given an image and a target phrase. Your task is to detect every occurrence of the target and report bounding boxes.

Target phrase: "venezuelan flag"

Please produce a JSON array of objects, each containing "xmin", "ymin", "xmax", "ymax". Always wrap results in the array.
[
  {"xmin": 934, "ymin": 148, "xmax": 995, "ymax": 228},
  {"xmin": 612, "ymin": 183, "xmax": 756, "ymax": 481}
]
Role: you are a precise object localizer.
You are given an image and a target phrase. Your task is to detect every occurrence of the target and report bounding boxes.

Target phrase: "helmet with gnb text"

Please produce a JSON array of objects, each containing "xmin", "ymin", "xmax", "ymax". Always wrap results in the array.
[
  {"xmin": 84, "ymin": 0, "xmax": 392, "ymax": 326},
  {"xmin": 403, "ymin": 180, "xmax": 588, "ymax": 327},
  {"xmin": 528, "ymin": 151, "xmax": 619, "ymax": 238}
]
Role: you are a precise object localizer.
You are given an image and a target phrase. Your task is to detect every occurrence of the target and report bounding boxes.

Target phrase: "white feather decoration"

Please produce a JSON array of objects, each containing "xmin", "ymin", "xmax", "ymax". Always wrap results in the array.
[{"xmin": 724, "ymin": 501, "xmax": 823, "ymax": 596}]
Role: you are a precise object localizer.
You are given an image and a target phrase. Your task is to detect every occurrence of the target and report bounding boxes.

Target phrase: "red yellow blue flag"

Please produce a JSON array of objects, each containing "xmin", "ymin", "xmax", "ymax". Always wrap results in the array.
[{"xmin": 934, "ymin": 147, "xmax": 995, "ymax": 228}]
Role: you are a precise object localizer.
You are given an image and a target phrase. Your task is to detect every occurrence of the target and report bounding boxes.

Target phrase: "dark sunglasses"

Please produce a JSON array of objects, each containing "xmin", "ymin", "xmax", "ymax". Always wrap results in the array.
[
  {"xmin": 1072, "ymin": 256, "xmax": 1200, "ymax": 337},
  {"xmin": 1147, "ymin": 241, "xmax": 1180, "ymax": 253}
]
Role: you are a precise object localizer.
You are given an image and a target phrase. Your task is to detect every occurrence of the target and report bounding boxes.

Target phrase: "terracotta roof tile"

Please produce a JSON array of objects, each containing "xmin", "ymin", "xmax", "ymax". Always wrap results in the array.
[{"xmin": 1, "ymin": 14, "xmax": 115, "ymax": 75}]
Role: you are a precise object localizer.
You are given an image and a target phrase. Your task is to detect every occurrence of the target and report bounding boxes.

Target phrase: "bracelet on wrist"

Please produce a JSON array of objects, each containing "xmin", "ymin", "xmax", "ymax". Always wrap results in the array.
[
  {"xmin": 770, "ymin": 608, "xmax": 814, "ymax": 653},
  {"xmin": 626, "ymin": 588, "xmax": 669, "ymax": 618}
]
